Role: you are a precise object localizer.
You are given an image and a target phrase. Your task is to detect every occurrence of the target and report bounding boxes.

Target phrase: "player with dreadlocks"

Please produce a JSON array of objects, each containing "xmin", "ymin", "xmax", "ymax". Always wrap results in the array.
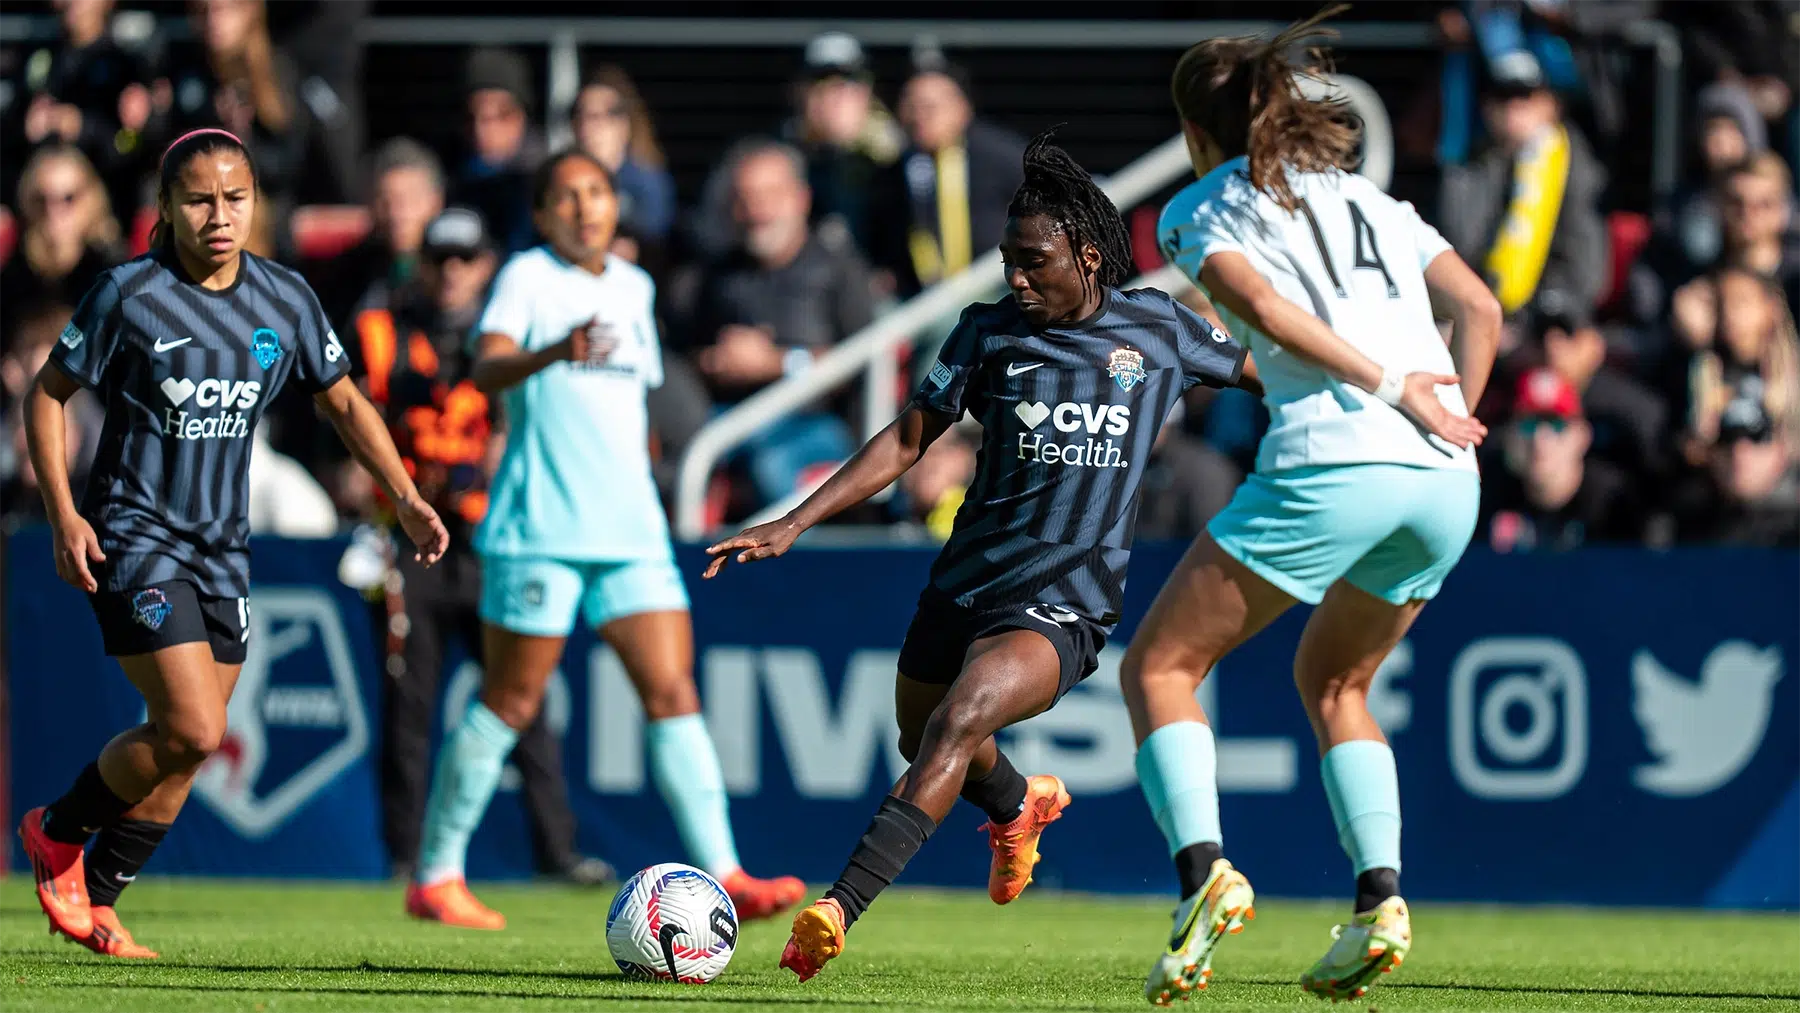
[{"xmin": 706, "ymin": 130, "xmax": 1261, "ymax": 981}]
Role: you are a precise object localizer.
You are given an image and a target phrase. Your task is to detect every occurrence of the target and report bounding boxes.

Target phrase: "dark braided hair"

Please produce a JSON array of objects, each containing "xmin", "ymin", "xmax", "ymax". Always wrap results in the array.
[{"xmin": 1006, "ymin": 128, "xmax": 1134, "ymax": 297}]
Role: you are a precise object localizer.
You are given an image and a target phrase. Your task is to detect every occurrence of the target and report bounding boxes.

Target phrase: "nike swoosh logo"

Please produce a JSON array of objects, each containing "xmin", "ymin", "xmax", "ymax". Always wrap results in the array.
[
  {"xmin": 153, "ymin": 337, "xmax": 193, "ymax": 352},
  {"xmin": 113, "ymin": 873, "xmax": 136, "ymax": 883},
  {"xmin": 1025, "ymin": 605, "xmax": 1077, "ymax": 625},
  {"xmin": 1006, "ymin": 362, "xmax": 1044, "ymax": 376}
]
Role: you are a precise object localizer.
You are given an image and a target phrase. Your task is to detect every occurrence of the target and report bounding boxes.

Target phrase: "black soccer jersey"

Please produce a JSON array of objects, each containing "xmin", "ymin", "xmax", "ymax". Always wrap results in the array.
[
  {"xmin": 915, "ymin": 287, "xmax": 1246, "ymax": 627},
  {"xmin": 49, "ymin": 249, "xmax": 350, "ymax": 597}
]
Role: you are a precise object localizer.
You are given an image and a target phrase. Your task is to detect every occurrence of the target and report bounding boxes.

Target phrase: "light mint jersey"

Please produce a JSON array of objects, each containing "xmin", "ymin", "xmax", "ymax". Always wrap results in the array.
[{"xmin": 473, "ymin": 247, "xmax": 671, "ymax": 561}]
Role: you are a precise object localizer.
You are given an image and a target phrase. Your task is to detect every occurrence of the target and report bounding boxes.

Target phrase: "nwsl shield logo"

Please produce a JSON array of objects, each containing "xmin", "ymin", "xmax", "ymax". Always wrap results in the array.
[
  {"xmin": 251, "ymin": 328, "xmax": 282, "ymax": 369},
  {"xmin": 132, "ymin": 589, "xmax": 171, "ymax": 630},
  {"xmin": 1107, "ymin": 347, "xmax": 1147, "ymax": 392}
]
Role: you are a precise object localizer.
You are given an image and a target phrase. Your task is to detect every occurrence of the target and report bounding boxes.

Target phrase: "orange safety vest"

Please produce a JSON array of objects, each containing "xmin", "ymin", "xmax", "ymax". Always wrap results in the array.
[{"xmin": 355, "ymin": 308, "xmax": 492, "ymax": 526}]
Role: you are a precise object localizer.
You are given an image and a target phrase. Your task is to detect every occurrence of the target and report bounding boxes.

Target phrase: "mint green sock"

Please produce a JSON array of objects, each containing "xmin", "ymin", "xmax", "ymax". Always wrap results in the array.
[
  {"xmin": 1135, "ymin": 721, "xmax": 1223, "ymax": 855},
  {"xmin": 647, "ymin": 714, "xmax": 740, "ymax": 878},
  {"xmin": 1320, "ymin": 740, "xmax": 1402, "ymax": 873},
  {"xmin": 416, "ymin": 702, "xmax": 518, "ymax": 886}
]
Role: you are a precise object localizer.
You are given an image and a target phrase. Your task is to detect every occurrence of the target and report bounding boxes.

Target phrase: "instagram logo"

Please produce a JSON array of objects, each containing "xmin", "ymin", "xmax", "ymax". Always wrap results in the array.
[{"xmin": 1449, "ymin": 637, "xmax": 1589, "ymax": 800}]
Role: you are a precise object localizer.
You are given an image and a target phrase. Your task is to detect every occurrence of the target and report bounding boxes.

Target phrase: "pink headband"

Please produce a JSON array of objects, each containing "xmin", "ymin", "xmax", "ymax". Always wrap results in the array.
[{"xmin": 160, "ymin": 128, "xmax": 244, "ymax": 168}]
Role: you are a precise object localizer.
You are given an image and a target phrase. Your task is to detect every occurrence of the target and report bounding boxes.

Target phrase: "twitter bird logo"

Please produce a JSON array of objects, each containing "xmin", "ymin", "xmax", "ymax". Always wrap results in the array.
[{"xmin": 1632, "ymin": 641, "xmax": 1784, "ymax": 798}]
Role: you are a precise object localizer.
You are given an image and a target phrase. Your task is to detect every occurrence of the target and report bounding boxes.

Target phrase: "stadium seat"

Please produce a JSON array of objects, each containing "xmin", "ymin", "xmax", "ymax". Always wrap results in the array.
[
  {"xmin": 1601, "ymin": 210, "xmax": 1651, "ymax": 314},
  {"xmin": 130, "ymin": 206, "xmax": 157, "ymax": 254},
  {"xmin": 0, "ymin": 205, "xmax": 14, "ymax": 267},
  {"xmin": 291, "ymin": 205, "xmax": 372, "ymax": 261}
]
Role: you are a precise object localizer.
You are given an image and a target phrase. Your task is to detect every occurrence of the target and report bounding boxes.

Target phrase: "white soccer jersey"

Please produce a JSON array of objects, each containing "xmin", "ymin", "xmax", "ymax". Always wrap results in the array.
[{"xmin": 1158, "ymin": 156, "xmax": 1476, "ymax": 473}]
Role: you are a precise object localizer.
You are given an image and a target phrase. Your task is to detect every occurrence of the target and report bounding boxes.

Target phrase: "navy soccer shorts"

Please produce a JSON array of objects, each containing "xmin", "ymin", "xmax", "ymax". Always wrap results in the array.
[
  {"xmin": 90, "ymin": 581, "xmax": 251, "ymax": 664},
  {"xmin": 897, "ymin": 588, "xmax": 1107, "ymax": 703}
]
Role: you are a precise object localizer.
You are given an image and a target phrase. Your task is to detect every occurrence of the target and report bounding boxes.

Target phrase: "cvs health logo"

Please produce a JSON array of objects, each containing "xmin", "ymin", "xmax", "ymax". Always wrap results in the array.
[
  {"xmin": 192, "ymin": 588, "xmax": 369, "ymax": 838},
  {"xmin": 1632, "ymin": 641, "xmax": 1784, "ymax": 797}
]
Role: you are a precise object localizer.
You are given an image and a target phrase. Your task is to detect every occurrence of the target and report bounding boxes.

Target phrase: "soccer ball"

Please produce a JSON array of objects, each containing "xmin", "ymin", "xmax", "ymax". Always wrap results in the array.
[{"xmin": 605, "ymin": 863, "xmax": 738, "ymax": 983}]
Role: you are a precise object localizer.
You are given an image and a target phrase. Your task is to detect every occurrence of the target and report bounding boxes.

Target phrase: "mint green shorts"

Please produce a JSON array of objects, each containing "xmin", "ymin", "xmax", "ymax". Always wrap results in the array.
[
  {"xmin": 478, "ymin": 556, "xmax": 690, "ymax": 637},
  {"xmin": 1207, "ymin": 464, "xmax": 1480, "ymax": 606}
]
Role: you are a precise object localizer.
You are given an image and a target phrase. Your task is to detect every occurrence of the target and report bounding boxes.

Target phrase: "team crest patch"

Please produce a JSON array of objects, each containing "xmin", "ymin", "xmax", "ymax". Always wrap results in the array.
[
  {"xmin": 521, "ymin": 580, "xmax": 546, "ymax": 609},
  {"xmin": 927, "ymin": 361, "xmax": 954, "ymax": 390},
  {"xmin": 132, "ymin": 589, "xmax": 172, "ymax": 631},
  {"xmin": 1107, "ymin": 347, "xmax": 1147, "ymax": 392},
  {"xmin": 251, "ymin": 328, "xmax": 282, "ymax": 369},
  {"xmin": 59, "ymin": 322, "xmax": 84, "ymax": 349}
]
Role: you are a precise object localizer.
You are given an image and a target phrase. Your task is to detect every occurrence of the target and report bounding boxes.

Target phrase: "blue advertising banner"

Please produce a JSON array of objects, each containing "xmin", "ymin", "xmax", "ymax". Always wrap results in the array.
[{"xmin": 6, "ymin": 529, "xmax": 1797, "ymax": 908}]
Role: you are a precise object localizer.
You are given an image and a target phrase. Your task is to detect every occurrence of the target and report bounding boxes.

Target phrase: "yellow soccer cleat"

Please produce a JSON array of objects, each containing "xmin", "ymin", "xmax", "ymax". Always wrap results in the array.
[
  {"xmin": 1145, "ymin": 858, "xmax": 1255, "ymax": 1006},
  {"xmin": 1300, "ymin": 895, "xmax": 1411, "ymax": 1002}
]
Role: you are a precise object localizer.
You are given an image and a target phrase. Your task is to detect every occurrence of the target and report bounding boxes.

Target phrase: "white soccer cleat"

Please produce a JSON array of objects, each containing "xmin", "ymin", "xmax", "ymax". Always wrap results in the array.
[
  {"xmin": 1299, "ymin": 895, "xmax": 1411, "ymax": 1002},
  {"xmin": 1145, "ymin": 858, "xmax": 1255, "ymax": 1006}
]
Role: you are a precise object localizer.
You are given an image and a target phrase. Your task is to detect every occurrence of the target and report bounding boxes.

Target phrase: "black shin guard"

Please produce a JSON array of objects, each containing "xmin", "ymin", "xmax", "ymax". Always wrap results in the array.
[
  {"xmin": 85, "ymin": 818, "xmax": 172, "ymax": 908},
  {"xmin": 823, "ymin": 796, "xmax": 939, "ymax": 928}
]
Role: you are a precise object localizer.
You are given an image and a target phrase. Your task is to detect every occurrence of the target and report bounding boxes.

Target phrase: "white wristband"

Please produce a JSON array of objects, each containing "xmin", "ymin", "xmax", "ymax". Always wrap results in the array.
[{"xmin": 1372, "ymin": 368, "xmax": 1406, "ymax": 408}]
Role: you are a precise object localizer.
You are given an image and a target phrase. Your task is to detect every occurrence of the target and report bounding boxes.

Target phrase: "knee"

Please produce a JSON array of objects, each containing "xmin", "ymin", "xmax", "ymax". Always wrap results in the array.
[
  {"xmin": 1121, "ymin": 640, "xmax": 1209, "ymax": 708},
  {"xmin": 640, "ymin": 679, "xmax": 700, "ymax": 722},
  {"xmin": 481, "ymin": 684, "xmax": 543, "ymax": 731},
  {"xmin": 923, "ymin": 697, "xmax": 998, "ymax": 756},
  {"xmin": 158, "ymin": 714, "xmax": 226, "ymax": 771}
]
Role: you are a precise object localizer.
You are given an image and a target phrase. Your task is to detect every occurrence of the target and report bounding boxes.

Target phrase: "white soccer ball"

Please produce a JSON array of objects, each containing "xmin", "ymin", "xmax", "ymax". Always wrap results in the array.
[{"xmin": 605, "ymin": 863, "xmax": 738, "ymax": 983}]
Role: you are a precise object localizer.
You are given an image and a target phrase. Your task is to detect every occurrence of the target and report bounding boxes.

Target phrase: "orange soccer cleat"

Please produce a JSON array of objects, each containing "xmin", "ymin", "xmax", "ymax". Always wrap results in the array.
[
  {"xmin": 73, "ymin": 907, "xmax": 159, "ymax": 958},
  {"xmin": 980, "ymin": 774, "xmax": 1071, "ymax": 904},
  {"xmin": 404, "ymin": 878, "xmax": 506, "ymax": 930},
  {"xmin": 18, "ymin": 807, "xmax": 93, "ymax": 939},
  {"xmin": 722, "ymin": 869, "xmax": 807, "ymax": 922},
  {"xmin": 778, "ymin": 897, "xmax": 846, "ymax": 982}
]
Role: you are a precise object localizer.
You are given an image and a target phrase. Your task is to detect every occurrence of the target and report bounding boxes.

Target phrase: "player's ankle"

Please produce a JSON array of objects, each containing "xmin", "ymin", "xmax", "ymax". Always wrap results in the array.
[
  {"xmin": 1174, "ymin": 842, "xmax": 1225, "ymax": 899},
  {"xmin": 1355, "ymin": 868, "xmax": 1400, "ymax": 913}
]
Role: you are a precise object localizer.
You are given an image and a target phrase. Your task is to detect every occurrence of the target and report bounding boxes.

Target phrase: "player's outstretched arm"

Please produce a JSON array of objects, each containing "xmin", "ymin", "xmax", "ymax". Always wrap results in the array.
[
  {"xmin": 469, "ymin": 324, "xmax": 602, "ymax": 394},
  {"xmin": 704, "ymin": 404, "xmax": 953, "ymax": 578},
  {"xmin": 24, "ymin": 364, "xmax": 105, "ymax": 592},
  {"xmin": 1200, "ymin": 252, "xmax": 1487, "ymax": 449},
  {"xmin": 314, "ymin": 376, "xmax": 450, "ymax": 566},
  {"xmin": 1423, "ymin": 250, "xmax": 1502, "ymax": 409}
]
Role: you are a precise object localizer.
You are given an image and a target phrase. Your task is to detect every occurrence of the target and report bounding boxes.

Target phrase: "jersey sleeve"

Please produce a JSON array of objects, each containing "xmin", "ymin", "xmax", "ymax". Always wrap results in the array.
[
  {"xmin": 1398, "ymin": 199, "xmax": 1454, "ymax": 271},
  {"xmin": 1160, "ymin": 195, "xmax": 1247, "ymax": 287},
  {"xmin": 48, "ymin": 275, "xmax": 124, "ymax": 390},
  {"xmin": 293, "ymin": 282, "xmax": 352, "ymax": 394},
  {"xmin": 474, "ymin": 256, "xmax": 534, "ymax": 349},
  {"xmin": 912, "ymin": 306, "xmax": 986, "ymax": 419},
  {"xmin": 1171, "ymin": 298, "xmax": 1248, "ymax": 390}
]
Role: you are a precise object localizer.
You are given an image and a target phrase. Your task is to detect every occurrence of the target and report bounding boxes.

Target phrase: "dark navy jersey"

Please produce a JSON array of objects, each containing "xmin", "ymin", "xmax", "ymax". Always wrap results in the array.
[
  {"xmin": 914, "ymin": 287, "xmax": 1246, "ymax": 627},
  {"xmin": 49, "ymin": 249, "xmax": 350, "ymax": 597}
]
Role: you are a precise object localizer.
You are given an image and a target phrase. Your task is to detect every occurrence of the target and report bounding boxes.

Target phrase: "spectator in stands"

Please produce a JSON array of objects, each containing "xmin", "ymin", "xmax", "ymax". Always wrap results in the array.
[
  {"xmin": 1670, "ymin": 393, "xmax": 1800, "ymax": 547},
  {"xmin": 155, "ymin": 0, "xmax": 306, "ymax": 231},
  {"xmin": 1, "ymin": 0, "xmax": 156, "ymax": 223},
  {"xmin": 1532, "ymin": 290, "xmax": 1669, "ymax": 479},
  {"xmin": 894, "ymin": 423, "xmax": 977, "ymax": 542},
  {"xmin": 0, "ymin": 306, "xmax": 98, "ymax": 527},
  {"xmin": 348, "ymin": 207, "xmax": 610, "ymax": 885},
  {"xmin": 309, "ymin": 138, "xmax": 445, "ymax": 336},
  {"xmin": 452, "ymin": 47, "xmax": 545, "ymax": 255},
  {"xmin": 1714, "ymin": 153, "xmax": 1800, "ymax": 310},
  {"xmin": 1675, "ymin": 266, "xmax": 1800, "ymax": 463},
  {"xmin": 0, "ymin": 145, "xmax": 124, "ymax": 354},
  {"xmin": 1647, "ymin": 83, "xmax": 1770, "ymax": 289},
  {"xmin": 783, "ymin": 32, "xmax": 904, "ymax": 257},
  {"xmin": 1440, "ymin": 52, "xmax": 1608, "ymax": 320},
  {"xmin": 874, "ymin": 59, "xmax": 1025, "ymax": 296},
  {"xmin": 572, "ymin": 66, "xmax": 675, "ymax": 264},
  {"xmin": 266, "ymin": 0, "xmax": 368, "ymax": 205},
  {"xmin": 1479, "ymin": 368, "xmax": 1645, "ymax": 551},
  {"xmin": 676, "ymin": 140, "xmax": 873, "ymax": 507}
]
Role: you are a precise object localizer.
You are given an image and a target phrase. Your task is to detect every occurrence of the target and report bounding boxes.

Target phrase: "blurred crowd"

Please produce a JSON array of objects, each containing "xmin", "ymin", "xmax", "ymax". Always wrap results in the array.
[{"xmin": 2, "ymin": 0, "xmax": 1797, "ymax": 550}]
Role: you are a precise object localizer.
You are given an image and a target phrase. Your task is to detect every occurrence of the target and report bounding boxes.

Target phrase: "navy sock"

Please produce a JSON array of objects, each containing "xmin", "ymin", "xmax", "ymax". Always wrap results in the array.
[
  {"xmin": 43, "ymin": 762, "xmax": 135, "ymax": 845},
  {"xmin": 86, "ymin": 818, "xmax": 171, "ymax": 907},
  {"xmin": 960, "ymin": 751, "xmax": 1028, "ymax": 825},
  {"xmin": 824, "ymin": 796, "xmax": 939, "ymax": 928}
]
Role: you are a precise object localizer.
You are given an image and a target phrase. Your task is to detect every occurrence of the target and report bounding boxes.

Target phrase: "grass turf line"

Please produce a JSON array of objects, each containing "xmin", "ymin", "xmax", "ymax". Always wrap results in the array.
[{"xmin": 3, "ymin": 879, "xmax": 1797, "ymax": 1012}]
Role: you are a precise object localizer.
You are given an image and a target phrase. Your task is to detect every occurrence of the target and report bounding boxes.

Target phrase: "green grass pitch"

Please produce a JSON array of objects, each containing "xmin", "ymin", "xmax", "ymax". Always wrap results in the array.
[{"xmin": 3, "ymin": 879, "xmax": 1796, "ymax": 1012}]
